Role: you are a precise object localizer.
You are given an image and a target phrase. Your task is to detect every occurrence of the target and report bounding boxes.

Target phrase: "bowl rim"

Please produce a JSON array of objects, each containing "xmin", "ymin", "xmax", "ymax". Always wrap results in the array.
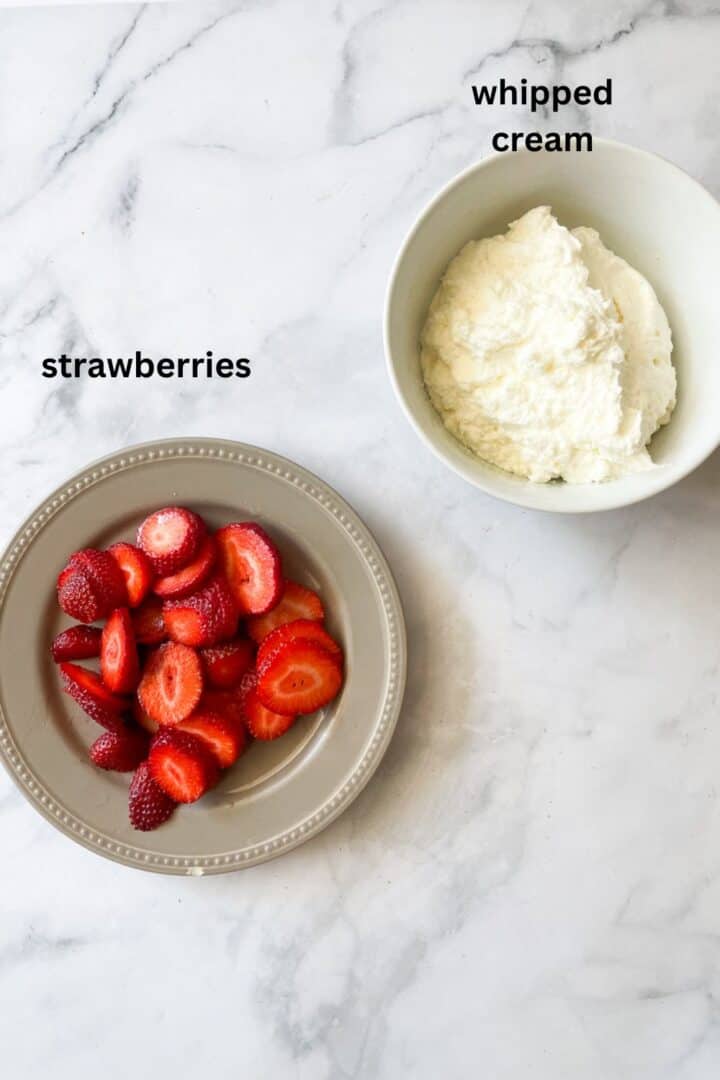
[{"xmin": 383, "ymin": 137, "xmax": 720, "ymax": 513}]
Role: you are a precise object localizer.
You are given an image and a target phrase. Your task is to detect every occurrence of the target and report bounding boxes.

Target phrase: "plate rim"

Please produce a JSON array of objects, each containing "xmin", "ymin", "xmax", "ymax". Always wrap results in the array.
[{"xmin": 0, "ymin": 438, "xmax": 407, "ymax": 875}]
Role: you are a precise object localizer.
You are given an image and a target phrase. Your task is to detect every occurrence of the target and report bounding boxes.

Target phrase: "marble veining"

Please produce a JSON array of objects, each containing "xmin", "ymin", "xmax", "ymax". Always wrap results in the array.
[{"xmin": 1, "ymin": 1, "xmax": 720, "ymax": 1077}]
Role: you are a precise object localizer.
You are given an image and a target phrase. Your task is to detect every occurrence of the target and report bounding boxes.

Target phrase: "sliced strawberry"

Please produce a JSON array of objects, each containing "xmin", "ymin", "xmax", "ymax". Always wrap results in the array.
[
  {"xmin": 133, "ymin": 696, "xmax": 159, "ymax": 735},
  {"xmin": 200, "ymin": 688, "xmax": 247, "ymax": 730},
  {"xmin": 59, "ymin": 661, "xmax": 129, "ymax": 731},
  {"xmin": 101, "ymin": 608, "xmax": 140, "ymax": 694},
  {"xmin": 152, "ymin": 535, "xmax": 216, "ymax": 599},
  {"xmin": 57, "ymin": 568, "xmax": 110, "ymax": 624},
  {"xmin": 149, "ymin": 728, "xmax": 219, "ymax": 803},
  {"xmin": 107, "ymin": 542, "xmax": 154, "ymax": 607},
  {"xmin": 256, "ymin": 619, "xmax": 342, "ymax": 670},
  {"xmin": 137, "ymin": 642, "xmax": 203, "ymax": 727},
  {"xmin": 176, "ymin": 711, "xmax": 246, "ymax": 768},
  {"xmin": 242, "ymin": 678, "xmax": 296, "ymax": 740},
  {"xmin": 51, "ymin": 624, "xmax": 102, "ymax": 662},
  {"xmin": 58, "ymin": 549, "xmax": 128, "ymax": 620},
  {"xmin": 137, "ymin": 507, "xmax": 205, "ymax": 576},
  {"xmin": 215, "ymin": 522, "xmax": 282, "ymax": 616},
  {"xmin": 246, "ymin": 580, "xmax": 324, "ymax": 643},
  {"xmin": 200, "ymin": 637, "xmax": 255, "ymax": 689},
  {"xmin": 256, "ymin": 640, "xmax": 342, "ymax": 716},
  {"xmin": 131, "ymin": 595, "xmax": 167, "ymax": 645},
  {"xmin": 129, "ymin": 761, "xmax": 176, "ymax": 831},
  {"xmin": 163, "ymin": 575, "xmax": 237, "ymax": 648},
  {"xmin": 89, "ymin": 728, "xmax": 149, "ymax": 772},
  {"xmin": 57, "ymin": 565, "xmax": 74, "ymax": 590}
]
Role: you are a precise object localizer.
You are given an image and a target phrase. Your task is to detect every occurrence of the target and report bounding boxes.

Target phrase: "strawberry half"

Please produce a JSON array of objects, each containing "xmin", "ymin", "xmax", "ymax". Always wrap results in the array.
[
  {"xmin": 153, "ymin": 534, "xmax": 216, "ymax": 600},
  {"xmin": 246, "ymin": 580, "xmax": 324, "ymax": 643},
  {"xmin": 163, "ymin": 575, "xmax": 237, "ymax": 648},
  {"xmin": 241, "ymin": 677, "xmax": 296, "ymax": 740},
  {"xmin": 57, "ymin": 549, "xmax": 128, "ymax": 623},
  {"xmin": 131, "ymin": 595, "xmax": 167, "ymax": 645},
  {"xmin": 176, "ymin": 711, "xmax": 246, "ymax": 768},
  {"xmin": 137, "ymin": 507, "xmax": 205, "ymax": 576},
  {"xmin": 89, "ymin": 728, "xmax": 149, "ymax": 772},
  {"xmin": 101, "ymin": 608, "xmax": 140, "ymax": 694},
  {"xmin": 256, "ymin": 640, "xmax": 343, "ymax": 716},
  {"xmin": 200, "ymin": 637, "xmax": 255, "ymax": 689},
  {"xmin": 129, "ymin": 761, "xmax": 176, "ymax": 831},
  {"xmin": 215, "ymin": 522, "xmax": 282, "ymax": 616},
  {"xmin": 107, "ymin": 542, "xmax": 154, "ymax": 607},
  {"xmin": 57, "ymin": 548, "xmax": 128, "ymax": 622},
  {"xmin": 149, "ymin": 728, "xmax": 219, "ymax": 803},
  {"xmin": 60, "ymin": 661, "xmax": 129, "ymax": 731},
  {"xmin": 256, "ymin": 619, "xmax": 342, "ymax": 670},
  {"xmin": 51, "ymin": 624, "xmax": 102, "ymax": 662},
  {"xmin": 137, "ymin": 641, "xmax": 203, "ymax": 727}
]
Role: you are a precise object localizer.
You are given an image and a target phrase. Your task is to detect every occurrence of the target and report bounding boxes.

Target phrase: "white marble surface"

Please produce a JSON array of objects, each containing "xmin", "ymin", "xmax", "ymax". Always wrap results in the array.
[{"xmin": 1, "ymin": 1, "xmax": 720, "ymax": 1076}]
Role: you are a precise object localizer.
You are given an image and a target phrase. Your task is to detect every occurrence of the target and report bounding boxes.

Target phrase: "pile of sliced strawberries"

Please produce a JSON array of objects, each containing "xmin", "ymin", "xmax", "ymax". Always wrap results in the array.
[{"xmin": 51, "ymin": 507, "xmax": 344, "ymax": 832}]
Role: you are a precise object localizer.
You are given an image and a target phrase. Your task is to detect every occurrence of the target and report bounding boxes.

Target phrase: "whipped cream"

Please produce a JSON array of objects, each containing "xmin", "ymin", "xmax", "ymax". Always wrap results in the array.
[{"xmin": 420, "ymin": 206, "xmax": 676, "ymax": 483}]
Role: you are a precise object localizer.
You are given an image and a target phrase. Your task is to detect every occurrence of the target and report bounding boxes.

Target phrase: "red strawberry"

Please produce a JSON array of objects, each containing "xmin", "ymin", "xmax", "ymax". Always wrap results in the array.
[
  {"xmin": 256, "ymin": 619, "xmax": 342, "ymax": 670},
  {"xmin": 129, "ymin": 761, "xmax": 176, "ymax": 831},
  {"xmin": 256, "ymin": 640, "xmax": 343, "ymax": 716},
  {"xmin": 89, "ymin": 728, "xmax": 149, "ymax": 772},
  {"xmin": 133, "ymin": 696, "xmax": 159, "ymax": 735},
  {"xmin": 107, "ymin": 542, "xmax": 154, "ymax": 607},
  {"xmin": 152, "ymin": 535, "xmax": 216, "ymax": 601},
  {"xmin": 176, "ymin": 711, "xmax": 246, "ymax": 768},
  {"xmin": 57, "ymin": 565, "xmax": 74, "ymax": 590},
  {"xmin": 215, "ymin": 522, "xmax": 283, "ymax": 616},
  {"xmin": 200, "ymin": 637, "xmax": 255, "ymax": 689},
  {"xmin": 59, "ymin": 661, "xmax": 129, "ymax": 731},
  {"xmin": 149, "ymin": 728, "xmax": 219, "ymax": 803},
  {"xmin": 241, "ymin": 677, "xmax": 296, "ymax": 740},
  {"xmin": 137, "ymin": 641, "xmax": 203, "ymax": 727},
  {"xmin": 51, "ymin": 624, "xmax": 102, "ymax": 662},
  {"xmin": 59, "ymin": 548, "xmax": 128, "ymax": 620},
  {"xmin": 101, "ymin": 608, "xmax": 140, "ymax": 694},
  {"xmin": 137, "ymin": 507, "xmax": 205, "ymax": 576},
  {"xmin": 131, "ymin": 595, "xmax": 167, "ymax": 645},
  {"xmin": 246, "ymin": 580, "xmax": 324, "ymax": 643},
  {"xmin": 163, "ymin": 575, "xmax": 237, "ymax": 648},
  {"xmin": 200, "ymin": 689, "xmax": 247, "ymax": 730}
]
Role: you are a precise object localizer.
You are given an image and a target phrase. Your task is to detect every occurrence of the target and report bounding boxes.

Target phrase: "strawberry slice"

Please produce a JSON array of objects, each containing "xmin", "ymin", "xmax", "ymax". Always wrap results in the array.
[
  {"xmin": 131, "ymin": 595, "xmax": 167, "ymax": 645},
  {"xmin": 163, "ymin": 575, "xmax": 237, "ymax": 648},
  {"xmin": 149, "ymin": 728, "xmax": 219, "ymax": 803},
  {"xmin": 176, "ymin": 711, "xmax": 246, "ymax": 768},
  {"xmin": 200, "ymin": 637, "xmax": 255, "ymax": 689},
  {"xmin": 137, "ymin": 642, "xmax": 203, "ymax": 727},
  {"xmin": 256, "ymin": 619, "xmax": 342, "ymax": 670},
  {"xmin": 152, "ymin": 535, "xmax": 216, "ymax": 600},
  {"xmin": 57, "ymin": 549, "xmax": 128, "ymax": 622},
  {"xmin": 241, "ymin": 677, "xmax": 296, "ymax": 740},
  {"xmin": 107, "ymin": 542, "xmax": 154, "ymax": 607},
  {"xmin": 89, "ymin": 728, "xmax": 149, "ymax": 772},
  {"xmin": 137, "ymin": 507, "xmax": 205, "ymax": 576},
  {"xmin": 101, "ymin": 608, "xmax": 140, "ymax": 694},
  {"xmin": 199, "ymin": 688, "xmax": 247, "ymax": 730},
  {"xmin": 256, "ymin": 640, "xmax": 343, "ymax": 716},
  {"xmin": 246, "ymin": 580, "xmax": 324, "ymax": 643},
  {"xmin": 215, "ymin": 523, "xmax": 282, "ymax": 616},
  {"xmin": 129, "ymin": 761, "xmax": 176, "ymax": 831},
  {"xmin": 60, "ymin": 661, "xmax": 129, "ymax": 731},
  {"xmin": 51, "ymin": 625, "xmax": 102, "ymax": 662}
]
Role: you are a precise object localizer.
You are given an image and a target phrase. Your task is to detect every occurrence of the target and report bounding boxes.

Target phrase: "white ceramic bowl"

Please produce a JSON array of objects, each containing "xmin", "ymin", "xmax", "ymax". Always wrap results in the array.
[{"xmin": 385, "ymin": 139, "xmax": 720, "ymax": 512}]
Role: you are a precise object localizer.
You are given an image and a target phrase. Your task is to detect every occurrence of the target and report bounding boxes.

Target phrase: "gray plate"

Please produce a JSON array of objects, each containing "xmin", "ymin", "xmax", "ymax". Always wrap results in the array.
[{"xmin": 0, "ymin": 439, "xmax": 406, "ymax": 874}]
